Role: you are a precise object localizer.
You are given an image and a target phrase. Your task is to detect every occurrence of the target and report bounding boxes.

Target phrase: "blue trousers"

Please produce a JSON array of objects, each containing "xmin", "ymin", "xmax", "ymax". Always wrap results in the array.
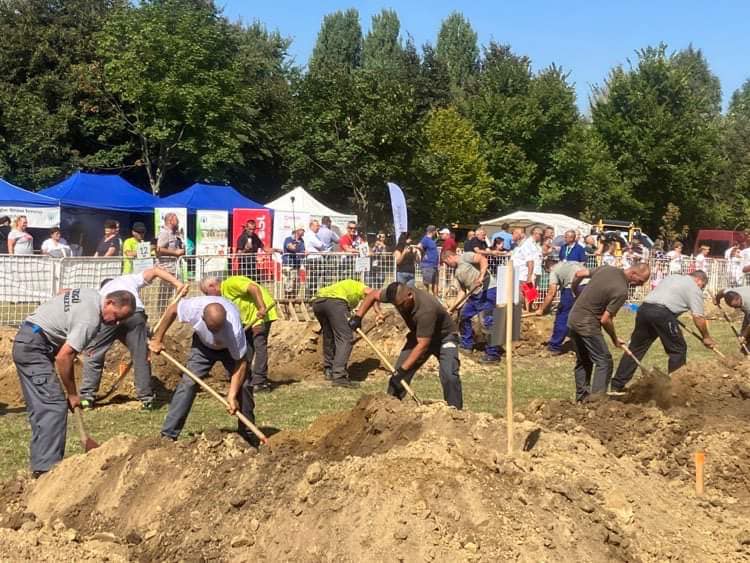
[
  {"xmin": 460, "ymin": 287, "xmax": 500, "ymax": 359},
  {"xmin": 549, "ymin": 288, "xmax": 574, "ymax": 352}
]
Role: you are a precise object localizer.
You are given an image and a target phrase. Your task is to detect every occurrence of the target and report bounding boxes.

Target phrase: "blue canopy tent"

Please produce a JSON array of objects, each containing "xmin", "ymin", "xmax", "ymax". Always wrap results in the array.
[
  {"xmin": 39, "ymin": 172, "xmax": 158, "ymax": 254},
  {"xmin": 0, "ymin": 178, "xmax": 59, "ymax": 207},
  {"xmin": 0, "ymin": 179, "xmax": 61, "ymax": 244},
  {"xmin": 157, "ymin": 183, "xmax": 264, "ymax": 211}
]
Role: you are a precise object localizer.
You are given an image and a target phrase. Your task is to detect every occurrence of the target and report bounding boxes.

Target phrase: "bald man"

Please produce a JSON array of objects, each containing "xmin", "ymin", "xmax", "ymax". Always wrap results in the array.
[{"xmin": 149, "ymin": 296, "xmax": 250, "ymax": 442}]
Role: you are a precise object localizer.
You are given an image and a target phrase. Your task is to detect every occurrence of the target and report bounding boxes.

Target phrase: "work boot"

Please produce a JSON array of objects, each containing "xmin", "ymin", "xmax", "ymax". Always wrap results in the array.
[
  {"xmin": 324, "ymin": 367, "xmax": 333, "ymax": 381},
  {"xmin": 80, "ymin": 398, "xmax": 94, "ymax": 411},
  {"xmin": 331, "ymin": 378, "xmax": 360, "ymax": 389},
  {"xmin": 31, "ymin": 470, "xmax": 47, "ymax": 480},
  {"xmin": 140, "ymin": 398, "xmax": 157, "ymax": 411},
  {"xmin": 253, "ymin": 383, "xmax": 272, "ymax": 394}
]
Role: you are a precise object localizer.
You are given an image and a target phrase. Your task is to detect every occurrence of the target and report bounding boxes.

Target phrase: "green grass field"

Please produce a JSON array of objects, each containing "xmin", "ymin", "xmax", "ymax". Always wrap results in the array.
[{"xmin": 0, "ymin": 313, "xmax": 741, "ymax": 481}]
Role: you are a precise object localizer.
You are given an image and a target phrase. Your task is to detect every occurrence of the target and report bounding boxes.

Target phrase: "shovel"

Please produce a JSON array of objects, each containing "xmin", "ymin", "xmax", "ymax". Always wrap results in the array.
[
  {"xmin": 676, "ymin": 319, "xmax": 728, "ymax": 361},
  {"xmin": 73, "ymin": 406, "xmax": 100, "ymax": 452},
  {"xmin": 159, "ymin": 350, "xmax": 269, "ymax": 446},
  {"xmin": 354, "ymin": 328, "xmax": 422, "ymax": 406},
  {"xmin": 716, "ymin": 302, "xmax": 750, "ymax": 356},
  {"xmin": 620, "ymin": 344, "xmax": 668, "ymax": 379},
  {"xmin": 97, "ymin": 285, "xmax": 189, "ymax": 402}
]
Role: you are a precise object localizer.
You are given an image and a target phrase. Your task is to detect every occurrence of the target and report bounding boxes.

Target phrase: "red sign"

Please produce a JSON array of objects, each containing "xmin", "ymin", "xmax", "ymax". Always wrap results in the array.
[{"xmin": 231, "ymin": 208, "xmax": 276, "ymax": 278}]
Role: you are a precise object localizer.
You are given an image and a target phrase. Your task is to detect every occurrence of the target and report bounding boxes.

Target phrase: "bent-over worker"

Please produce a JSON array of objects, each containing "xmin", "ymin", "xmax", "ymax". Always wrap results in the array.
[
  {"xmin": 536, "ymin": 259, "xmax": 586, "ymax": 355},
  {"xmin": 355, "ymin": 282, "xmax": 463, "ymax": 409},
  {"xmin": 715, "ymin": 286, "xmax": 750, "ymax": 353},
  {"xmin": 14, "ymin": 289, "xmax": 135, "ymax": 476}
]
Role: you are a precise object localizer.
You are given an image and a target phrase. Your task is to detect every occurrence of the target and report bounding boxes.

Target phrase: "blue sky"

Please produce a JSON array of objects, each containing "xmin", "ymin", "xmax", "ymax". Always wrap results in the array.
[{"xmin": 221, "ymin": 0, "xmax": 749, "ymax": 113}]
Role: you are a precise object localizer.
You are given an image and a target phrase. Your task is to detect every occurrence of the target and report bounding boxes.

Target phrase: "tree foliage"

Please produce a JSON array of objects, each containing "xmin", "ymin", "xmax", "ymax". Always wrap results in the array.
[
  {"xmin": 435, "ymin": 12, "xmax": 478, "ymax": 90},
  {"xmin": 309, "ymin": 9, "xmax": 362, "ymax": 75}
]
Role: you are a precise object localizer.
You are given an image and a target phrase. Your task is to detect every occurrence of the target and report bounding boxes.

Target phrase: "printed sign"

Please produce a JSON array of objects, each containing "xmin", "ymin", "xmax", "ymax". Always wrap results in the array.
[
  {"xmin": 196, "ymin": 210, "xmax": 228, "ymax": 275},
  {"xmin": 0, "ymin": 206, "xmax": 60, "ymax": 228}
]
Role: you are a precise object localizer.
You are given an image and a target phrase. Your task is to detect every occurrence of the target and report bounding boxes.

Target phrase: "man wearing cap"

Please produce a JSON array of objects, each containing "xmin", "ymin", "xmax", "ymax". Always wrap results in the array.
[
  {"xmin": 715, "ymin": 286, "xmax": 750, "ymax": 353},
  {"xmin": 14, "ymin": 288, "xmax": 136, "ymax": 476},
  {"xmin": 611, "ymin": 271, "xmax": 714, "ymax": 391},
  {"xmin": 312, "ymin": 279, "xmax": 381, "ymax": 388},
  {"xmin": 200, "ymin": 275, "xmax": 277, "ymax": 393},
  {"xmin": 419, "ymin": 225, "xmax": 440, "ymax": 295},
  {"xmin": 439, "ymin": 228, "xmax": 457, "ymax": 253},
  {"xmin": 441, "ymin": 250, "xmax": 501, "ymax": 363},
  {"xmin": 122, "ymin": 222, "xmax": 152, "ymax": 274},
  {"xmin": 79, "ymin": 266, "xmax": 185, "ymax": 410},
  {"xmin": 150, "ymin": 296, "xmax": 251, "ymax": 442},
  {"xmin": 282, "ymin": 226, "xmax": 305, "ymax": 298},
  {"xmin": 355, "ymin": 282, "xmax": 463, "ymax": 408},
  {"xmin": 536, "ymin": 258, "xmax": 587, "ymax": 355}
]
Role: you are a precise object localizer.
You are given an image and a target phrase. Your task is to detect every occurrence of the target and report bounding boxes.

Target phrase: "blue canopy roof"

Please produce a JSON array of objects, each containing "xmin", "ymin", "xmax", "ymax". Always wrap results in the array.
[
  {"xmin": 158, "ymin": 183, "xmax": 265, "ymax": 212},
  {"xmin": 0, "ymin": 178, "xmax": 59, "ymax": 207},
  {"xmin": 39, "ymin": 171, "xmax": 156, "ymax": 213}
]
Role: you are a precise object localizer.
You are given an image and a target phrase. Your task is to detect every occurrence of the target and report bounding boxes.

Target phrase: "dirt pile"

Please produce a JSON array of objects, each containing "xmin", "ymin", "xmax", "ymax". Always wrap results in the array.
[{"xmin": 1, "ymin": 392, "xmax": 748, "ymax": 561}]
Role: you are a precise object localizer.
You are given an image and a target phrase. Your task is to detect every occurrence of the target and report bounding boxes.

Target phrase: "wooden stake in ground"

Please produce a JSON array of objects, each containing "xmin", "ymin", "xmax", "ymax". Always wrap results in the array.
[
  {"xmin": 355, "ymin": 328, "xmax": 422, "ymax": 406},
  {"xmin": 505, "ymin": 263, "xmax": 514, "ymax": 455},
  {"xmin": 159, "ymin": 350, "xmax": 269, "ymax": 446},
  {"xmin": 695, "ymin": 452, "xmax": 705, "ymax": 496}
]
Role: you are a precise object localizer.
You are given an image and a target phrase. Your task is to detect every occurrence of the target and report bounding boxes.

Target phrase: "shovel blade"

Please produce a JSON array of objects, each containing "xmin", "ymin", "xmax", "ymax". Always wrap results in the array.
[{"xmin": 83, "ymin": 436, "xmax": 100, "ymax": 452}]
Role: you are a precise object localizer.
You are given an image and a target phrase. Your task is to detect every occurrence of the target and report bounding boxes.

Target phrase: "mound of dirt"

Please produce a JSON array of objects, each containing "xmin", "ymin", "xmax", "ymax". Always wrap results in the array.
[{"xmin": 1, "ymin": 392, "xmax": 748, "ymax": 561}]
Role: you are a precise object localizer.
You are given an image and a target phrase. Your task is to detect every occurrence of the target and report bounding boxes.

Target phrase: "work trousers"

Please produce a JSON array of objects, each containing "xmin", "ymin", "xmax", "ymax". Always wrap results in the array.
[
  {"xmin": 13, "ymin": 325, "xmax": 67, "ymax": 472},
  {"xmin": 569, "ymin": 329, "xmax": 612, "ymax": 402},
  {"xmin": 390, "ymin": 334, "xmax": 463, "ymax": 409},
  {"xmin": 460, "ymin": 287, "xmax": 500, "ymax": 359},
  {"xmin": 548, "ymin": 288, "xmax": 574, "ymax": 352},
  {"xmin": 312, "ymin": 298, "xmax": 352, "ymax": 380},
  {"xmin": 80, "ymin": 310, "xmax": 152, "ymax": 402},
  {"xmin": 612, "ymin": 303, "xmax": 687, "ymax": 390},
  {"xmin": 161, "ymin": 336, "xmax": 255, "ymax": 443},
  {"xmin": 245, "ymin": 322, "xmax": 272, "ymax": 386}
]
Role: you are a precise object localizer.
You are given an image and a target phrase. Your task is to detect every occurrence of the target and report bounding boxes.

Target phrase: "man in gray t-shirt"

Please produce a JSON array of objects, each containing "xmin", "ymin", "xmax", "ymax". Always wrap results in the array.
[
  {"xmin": 612, "ymin": 271, "xmax": 715, "ymax": 391},
  {"xmin": 715, "ymin": 286, "xmax": 750, "ymax": 353},
  {"xmin": 536, "ymin": 259, "xmax": 586, "ymax": 354},
  {"xmin": 441, "ymin": 251, "xmax": 501, "ymax": 363},
  {"xmin": 13, "ymin": 289, "xmax": 136, "ymax": 475}
]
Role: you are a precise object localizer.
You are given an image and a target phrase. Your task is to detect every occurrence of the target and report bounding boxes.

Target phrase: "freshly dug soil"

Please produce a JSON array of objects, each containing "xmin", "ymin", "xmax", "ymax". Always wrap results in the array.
[{"xmin": 0, "ymin": 387, "xmax": 748, "ymax": 561}]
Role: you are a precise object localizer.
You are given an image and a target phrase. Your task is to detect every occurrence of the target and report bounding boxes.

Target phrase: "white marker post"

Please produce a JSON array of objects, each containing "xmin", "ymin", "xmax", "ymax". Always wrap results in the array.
[{"xmin": 497, "ymin": 262, "xmax": 519, "ymax": 455}]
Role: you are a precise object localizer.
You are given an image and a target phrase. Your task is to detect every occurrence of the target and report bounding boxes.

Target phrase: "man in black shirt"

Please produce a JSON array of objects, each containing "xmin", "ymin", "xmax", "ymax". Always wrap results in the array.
[
  {"xmin": 94, "ymin": 219, "xmax": 121, "ymax": 257},
  {"xmin": 463, "ymin": 228, "xmax": 489, "ymax": 254},
  {"xmin": 0, "ymin": 216, "xmax": 10, "ymax": 254},
  {"xmin": 236, "ymin": 220, "xmax": 264, "ymax": 278},
  {"xmin": 355, "ymin": 281, "xmax": 463, "ymax": 408}
]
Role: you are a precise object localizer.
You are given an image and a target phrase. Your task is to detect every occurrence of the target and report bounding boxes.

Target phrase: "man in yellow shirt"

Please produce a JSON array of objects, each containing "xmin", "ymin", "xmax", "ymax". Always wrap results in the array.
[
  {"xmin": 312, "ymin": 279, "xmax": 380, "ymax": 388},
  {"xmin": 200, "ymin": 276, "xmax": 277, "ymax": 397}
]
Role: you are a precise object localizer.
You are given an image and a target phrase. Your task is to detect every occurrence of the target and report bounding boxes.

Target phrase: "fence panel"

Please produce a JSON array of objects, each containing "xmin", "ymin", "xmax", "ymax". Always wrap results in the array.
[{"xmin": 0, "ymin": 255, "xmax": 56, "ymax": 326}]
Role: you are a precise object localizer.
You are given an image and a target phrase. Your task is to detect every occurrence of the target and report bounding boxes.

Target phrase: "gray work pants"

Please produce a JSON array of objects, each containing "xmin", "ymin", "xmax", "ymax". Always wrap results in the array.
[
  {"xmin": 246, "ymin": 322, "xmax": 272, "ymax": 386},
  {"xmin": 312, "ymin": 298, "xmax": 353, "ymax": 380},
  {"xmin": 161, "ymin": 336, "xmax": 255, "ymax": 443},
  {"xmin": 569, "ymin": 329, "xmax": 613, "ymax": 402},
  {"xmin": 13, "ymin": 325, "xmax": 67, "ymax": 472},
  {"xmin": 390, "ymin": 334, "xmax": 463, "ymax": 409},
  {"xmin": 80, "ymin": 310, "xmax": 153, "ymax": 402}
]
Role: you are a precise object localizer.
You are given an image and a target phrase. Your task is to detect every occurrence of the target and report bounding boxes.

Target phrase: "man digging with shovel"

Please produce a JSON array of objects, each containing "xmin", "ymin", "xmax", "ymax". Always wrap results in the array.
[
  {"xmin": 13, "ymin": 289, "xmax": 136, "ymax": 477},
  {"xmin": 149, "ymin": 297, "xmax": 254, "ymax": 444},
  {"xmin": 611, "ymin": 270, "xmax": 715, "ymax": 393},
  {"xmin": 536, "ymin": 257, "xmax": 587, "ymax": 355},
  {"xmin": 355, "ymin": 282, "xmax": 463, "ymax": 409},
  {"xmin": 714, "ymin": 287, "xmax": 750, "ymax": 355}
]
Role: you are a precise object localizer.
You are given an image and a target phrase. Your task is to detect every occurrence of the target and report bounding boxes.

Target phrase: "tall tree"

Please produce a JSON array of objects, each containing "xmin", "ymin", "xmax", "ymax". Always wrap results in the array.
[
  {"xmin": 720, "ymin": 79, "xmax": 750, "ymax": 228},
  {"xmin": 415, "ymin": 107, "xmax": 493, "ymax": 225},
  {"xmin": 435, "ymin": 12, "xmax": 478, "ymax": 89},
  {"xmin": 591, "ymin": 44, "xmax": 724, "ymax": 232},
  {"xmin": 362, "ymin": 9, "xmax": 402, "ymax": 70},
  {"xmin": 92, "ymin": 0, "xmax": 252, "ymax": 194},
  {"xmin": 308, "ymin": 9, "xmax": 362, "ymax": 75}
]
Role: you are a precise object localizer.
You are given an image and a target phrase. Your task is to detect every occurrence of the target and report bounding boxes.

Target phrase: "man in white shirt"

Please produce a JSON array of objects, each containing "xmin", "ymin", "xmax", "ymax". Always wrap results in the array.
[
  {"xmin": 304, "ymin": 219, "xmax": 326, "ymax": 299},
  {"xmin": 150, "ymin": 296, "xmax": 251, "ymax": 443},
  {"xmin": 512, "ymin": 227, "xmax": 542, "ymax": 309},
  {"xmin": 79, "ymin": 267, "xmax": 184, "ymax": 410}
]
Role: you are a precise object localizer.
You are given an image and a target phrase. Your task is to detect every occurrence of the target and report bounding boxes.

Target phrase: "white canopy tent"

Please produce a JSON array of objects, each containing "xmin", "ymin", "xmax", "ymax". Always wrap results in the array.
[
  {"xmin": 480, "ymin": 211, "xmax": 591, "ymax": 238},
  {"xmin": 265, "ymin": 186, "xmax": 357, "ymax": 250}
]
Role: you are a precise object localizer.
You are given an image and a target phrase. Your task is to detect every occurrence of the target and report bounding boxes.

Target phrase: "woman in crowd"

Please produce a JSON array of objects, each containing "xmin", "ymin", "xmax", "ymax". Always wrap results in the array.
[
  {"xmin": 41, "ymin": 227, "xmax": 71, "ymax": 257},
  {"xmin": 7, "ymin": 215, "xmax": 34, "ymax": 255},
  {"xmin": 488, "ymin": 236, "xmax": 505, "ymax": 276},
  {"xmin": 394, "ymin": 232, "xmax": 418, "ymax": 287},
  {"xmin": 666, "ymin": 241, "xmax": 685, "ymax": 274},
  {"xmin": 368, "ymin": 231, "xmax": 388, "ymax": 288}
]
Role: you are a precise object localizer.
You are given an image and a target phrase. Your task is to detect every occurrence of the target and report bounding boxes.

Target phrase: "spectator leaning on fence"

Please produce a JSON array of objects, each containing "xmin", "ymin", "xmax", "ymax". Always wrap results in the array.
[
  {"xmin": 463, "ymin": 230, "xmax": 475, "ymax": 251},
  {"xmin": 8, "ymin": 215, "xmax": 34, "ymax": 255},
  {"xmin": 394, "ymin": 232, "xmax": 418, "ymax": 287},
  {"xmin": 338, "ymin": 221, "xmax": 360, "ymax": 254},
  {"xmin": 490, "ymin": 223, "xmax": 513, "ymax": 251},
  {"xmin": 94, "ymin": 219, "xmax": 121, "ymax": 257},
  {"xmin": 318, "ymin": 216, "xmax": 340, "ymax": 252},
  {"xmin": 282, "ymin": 226, "xmax": 305, "ymax": 296},
  {"xmin": 559, "ymin": 230, "xmax": 586, "ymax": 262},
  {"xmin": 41, "ymin": 227, "xmax": 71, "ymax": 258},
  {"xmin": 464, "ymin": 228, "xmax": 489, "ymax": 254},
  {"xmin": 122, "ymin": 222, "xmax": 149, "ymax": 274},
  {"xmin": 236, "ymin": 220, "xmax": 265, "ymax": 278},
  {"xmin": 0, "ymin": 215, "xmax": 10, "ymax": 254},
  {"xmin": 419, "ymin": 225, "xmax": 440, "ymax": 295},
  {"xmin": 304, "ymin": 219, "xmax": 325, "ymax": 298}
]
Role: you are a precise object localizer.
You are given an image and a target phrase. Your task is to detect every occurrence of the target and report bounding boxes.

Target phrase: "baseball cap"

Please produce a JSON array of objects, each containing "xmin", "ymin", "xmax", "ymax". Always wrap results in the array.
[
  {"xmin": 438, "ymin": 228, "xmax": 450, "ymax": 235},
  {"xmin": 132, "ymin": 222, "xmax": 147, "ymax": 234}
]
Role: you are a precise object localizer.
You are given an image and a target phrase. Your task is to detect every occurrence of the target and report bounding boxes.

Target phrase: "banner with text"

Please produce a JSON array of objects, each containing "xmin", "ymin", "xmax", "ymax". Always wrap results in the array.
[
  {"xmin": 196, "ymin": 210, "xmax": 228, "ymax": 276},
  {"xmin": 0, "ymin": 206, "xmax": 60, "ymax": 228},
  {"xmin": 232, "ymin": 208, "xmax": 274, "ymax": 277}
]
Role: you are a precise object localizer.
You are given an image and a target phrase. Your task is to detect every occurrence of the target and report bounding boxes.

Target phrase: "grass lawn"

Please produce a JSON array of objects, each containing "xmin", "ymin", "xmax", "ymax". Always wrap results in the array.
[{"xmin": 0, "ymin": 312, "xmax": 741, "ymax": 481}]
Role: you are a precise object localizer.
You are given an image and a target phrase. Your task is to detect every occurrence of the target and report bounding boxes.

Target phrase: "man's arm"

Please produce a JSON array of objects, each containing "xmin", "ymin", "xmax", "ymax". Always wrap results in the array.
[
  {"xmin": 354, "ymin": 289, "xmax": 380, "ymax": 319},
  {"xmin": 526, "ymin": 260, "xmax": 534, "ymax": 285},
  {"xmin": 399, "ymin": 337, "xmax": 431, "ymax": 371},
  {"xmin": 123, "ymin": 243, "xmax": 137, "ymax": 258},
  {"xmin": 55, "ymin": 344, "xmax": 80, "ymax": 410},
  {"xmin": 149, "ymin": 301, "xmax": 179, "ymax": 353},
  {"xmin": 143, "ymin": 266, "xmax": 184, "ymax": 291},
  {"xmin": 713, "ymin": 289, "xmax": 725, "ymax": 306},
  {"xmin": 692, "ymin": 315, "xmax": 716, "ymax": 348},
  {"xmin": 104, "ymin": 244, "xmax": 117, "ymax": 257},
  {"xmin": 599, "ymin": 310, "xmax": 622, "ymax": 346},
  {"xmin": 570, "ymin": 268, "xmax": 591, "ymax": 295},
  {"xmin": 246, "ymin": 283, "xmax": 268, "ymax": 320},
  {"xmin": 471, "ymin": 253, "xmax": 489, "ymax": 289},
  {"xmin": 226, "ymin": 358, "xmax": 248, "ymax": 415},
  {"xmin": 536, "ymin": 283, "xmax": 559, "ymax": 315}
]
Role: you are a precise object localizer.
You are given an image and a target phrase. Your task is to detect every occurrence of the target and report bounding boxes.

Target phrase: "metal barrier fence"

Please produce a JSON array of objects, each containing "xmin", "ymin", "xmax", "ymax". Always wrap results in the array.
[{"xmin": 0, "ymin": 252, "xmax": 747, "ymax": 326}]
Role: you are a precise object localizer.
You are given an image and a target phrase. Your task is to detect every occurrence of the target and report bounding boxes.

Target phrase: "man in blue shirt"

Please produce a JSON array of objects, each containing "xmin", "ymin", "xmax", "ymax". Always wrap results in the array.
[
  {"xmin": 559, "ymin": 230, "xmax": 586, "ymax": 262},
  {"xmin": 282, "ymin": 227, "xmax": 305, "ymax": 297},
  {"xmin": 490, "ymin": 222, "xmax": 513, "ymax": 251},
  {"xmin": 419, "ymin": 225, "xmax": 440, "ymax": 295},
  {"xmin": 317, "ymin": 216, "xmax": 339, "ymax": 252}
]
